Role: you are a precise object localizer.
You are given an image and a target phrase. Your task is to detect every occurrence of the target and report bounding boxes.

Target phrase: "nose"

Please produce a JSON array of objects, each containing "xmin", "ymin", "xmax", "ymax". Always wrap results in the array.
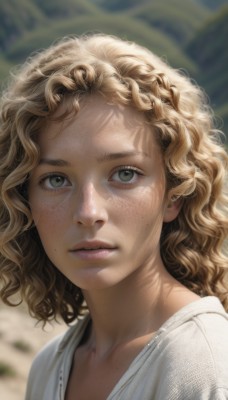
[{"xmin": 73, "ymin": 182, "xmax": 108, "ymax": 227}]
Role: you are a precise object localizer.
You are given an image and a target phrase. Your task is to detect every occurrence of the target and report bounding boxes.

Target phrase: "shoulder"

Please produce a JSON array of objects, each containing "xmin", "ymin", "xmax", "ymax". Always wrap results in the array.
[
  {"xmin": 157, "ymin": 298, "xmax": 228, "ymax": 398},
  {"xmin": 28, "ymin": 313, "xmax": 89, "ymax": 370},
  {"xmin": 24, "ymin": 328, "xmax": 71, "ymax": 400},
  {"xmin": 28, "ymin": 329, "xmax": 67, "ymax": 372},
  {"xmin": 25, "ymin": 315, "xmax": 89, "ymax": 400}
]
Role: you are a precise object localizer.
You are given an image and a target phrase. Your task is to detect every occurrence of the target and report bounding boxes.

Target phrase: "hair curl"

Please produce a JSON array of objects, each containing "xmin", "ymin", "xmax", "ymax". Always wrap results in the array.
[{"xmin": 0, "ymin": 33, "xmax": 228, "ymax": 323}]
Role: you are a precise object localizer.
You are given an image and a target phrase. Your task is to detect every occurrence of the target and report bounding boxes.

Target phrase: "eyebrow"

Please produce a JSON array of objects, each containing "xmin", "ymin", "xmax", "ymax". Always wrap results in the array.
[
  {"xmin": 96, "ymin": 151, "xmax": 150, "ymax": 163},
  {"xmin": 38, "ymin": 151, "xmax": 150, "ymax": 166},
  {"xmin": 39, "ymin": 158, "xmax": 69, "ymax": 166}
]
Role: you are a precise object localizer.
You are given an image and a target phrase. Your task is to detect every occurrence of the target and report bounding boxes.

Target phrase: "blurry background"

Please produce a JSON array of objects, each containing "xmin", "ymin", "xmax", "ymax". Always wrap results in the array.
[
  {"xmin": 0, "ymin": 1, "xmax": 227, "ymax": 399},
  {"xmin": 0, "ymin": 0, "xmax": 228, "ymax": 136}
]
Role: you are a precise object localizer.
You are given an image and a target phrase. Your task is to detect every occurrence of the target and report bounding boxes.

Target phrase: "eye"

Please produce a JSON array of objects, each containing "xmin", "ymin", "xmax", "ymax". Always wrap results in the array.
[
  {"xmin": 40, "ymin": 174, "xmax": 70, "ymax": 190},
  {"xmin": 111, "ymin": 167, "xmax": 142, "ymax": 184}
]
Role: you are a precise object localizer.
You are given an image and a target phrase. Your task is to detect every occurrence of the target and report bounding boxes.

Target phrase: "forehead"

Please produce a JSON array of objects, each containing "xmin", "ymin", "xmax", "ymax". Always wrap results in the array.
[
  {"xmin": 38, "ymin": 94, "xmax": 161, "ymax": 158},
  {"xmin": 47, "ymin": 94, "xmax": 146, "ymax": 129}
]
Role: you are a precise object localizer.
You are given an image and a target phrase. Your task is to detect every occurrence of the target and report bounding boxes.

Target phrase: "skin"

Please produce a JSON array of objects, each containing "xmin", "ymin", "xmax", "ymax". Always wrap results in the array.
[{"xmin": 29, "ymin": 94, "xmax": 199, "ymax": 399}]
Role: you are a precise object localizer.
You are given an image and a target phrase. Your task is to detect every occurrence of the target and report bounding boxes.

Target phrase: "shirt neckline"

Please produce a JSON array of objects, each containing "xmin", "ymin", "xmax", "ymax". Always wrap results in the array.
[{"xmin": 59, "ymin": 296, "xmax": 225, "ymax": 399}]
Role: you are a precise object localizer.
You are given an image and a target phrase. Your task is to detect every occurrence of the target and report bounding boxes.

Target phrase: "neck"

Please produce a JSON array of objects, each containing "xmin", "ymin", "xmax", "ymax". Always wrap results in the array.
[{"xmin": 82, "ymin": 262, "xmax": 198, "ymax": 355}]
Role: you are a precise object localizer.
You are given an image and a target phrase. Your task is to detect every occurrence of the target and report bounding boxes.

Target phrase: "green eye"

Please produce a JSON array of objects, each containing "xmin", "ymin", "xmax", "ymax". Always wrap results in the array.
[
  {"xmin": 49, "ymin": 176, "xmax": 65, "ymax": 187},
  {"xmin": 118, "ymin": 169, "xmax": 135, "ymax": 182},
  {"xmin": 40, "ymin": 174, "xmax": 70, "ymax": 190},
  {"xmin": 111, "ymin": 167, "xmax": 141, "ymax": 184}
]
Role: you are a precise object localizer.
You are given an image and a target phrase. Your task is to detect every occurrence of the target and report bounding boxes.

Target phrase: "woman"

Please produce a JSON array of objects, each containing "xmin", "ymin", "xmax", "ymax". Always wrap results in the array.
[{"xmin": 0, "ymin": 34, "xmax": 228, "ymax": 399}]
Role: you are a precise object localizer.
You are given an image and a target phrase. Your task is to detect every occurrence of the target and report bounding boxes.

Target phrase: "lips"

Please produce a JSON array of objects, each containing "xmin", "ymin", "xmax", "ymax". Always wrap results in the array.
[
  {"xmin": 69, "ymin": 240, "xmax": 117, "ymax": 260},
  {"xmin": 69, "ymin": 240, "xmax": 116, "ymax": 252}
]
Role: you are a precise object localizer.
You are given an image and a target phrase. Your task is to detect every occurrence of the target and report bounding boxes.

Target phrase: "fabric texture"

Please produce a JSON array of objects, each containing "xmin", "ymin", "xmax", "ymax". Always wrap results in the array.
[{"xmin": 25, "ymin": 296, "xmax": 228, "ymax": 400}]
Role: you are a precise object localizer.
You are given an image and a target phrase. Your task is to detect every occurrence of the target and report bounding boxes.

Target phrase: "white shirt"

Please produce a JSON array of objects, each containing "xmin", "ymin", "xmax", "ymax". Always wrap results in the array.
[{"xmin": 25, "ymin": 297, "xmax": 228, "ymax": 399}]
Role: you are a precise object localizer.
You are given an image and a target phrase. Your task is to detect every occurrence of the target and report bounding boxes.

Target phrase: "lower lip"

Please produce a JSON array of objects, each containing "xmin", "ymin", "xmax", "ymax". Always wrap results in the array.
[{"xmin": 69, "ymin": 248, "xmax": 116, "ymax": 260}]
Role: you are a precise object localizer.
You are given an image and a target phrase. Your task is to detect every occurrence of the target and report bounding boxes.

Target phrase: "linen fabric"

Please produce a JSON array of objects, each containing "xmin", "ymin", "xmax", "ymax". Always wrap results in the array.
[{"xmin": 25, "ymin": 297, "xmax": 228, "ymax": 400}]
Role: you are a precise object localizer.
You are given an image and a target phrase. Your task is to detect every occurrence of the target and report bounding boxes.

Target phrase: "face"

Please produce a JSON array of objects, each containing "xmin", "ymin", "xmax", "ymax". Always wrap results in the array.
[{"xmin": 28, "ymin": 95, "xmax": 179, "ymax": 290}]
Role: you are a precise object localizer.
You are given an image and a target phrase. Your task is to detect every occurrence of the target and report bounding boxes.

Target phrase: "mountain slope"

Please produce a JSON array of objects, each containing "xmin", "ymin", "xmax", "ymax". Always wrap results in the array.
[
  {"xmin": 32, "ymin": 0, "xmax": 101, "ymax": 18},
  {"xmin": 196, "ymin": 0, "xmax": 228, "ymax": 10},
  {"xmin": 186, "ymin": 6, "xmax": 228, "ymax": 107},
  {"xmin": 128, "ymin": 0, "xmax": 210, "ymax": 46},
  {"xmin": 91, "ymin": 0, "xmax": 149, "ymax": 12},
  {"xmin": 0, "ymin": 0, "xmax": 45, "ymax": 51},
  {"xmin": 5, "ymin": 13, "xmax": 197, "ymax": 75},
  {"xmin": 0, "ymin": 57, "xmax": 13, "ymax": 89}
]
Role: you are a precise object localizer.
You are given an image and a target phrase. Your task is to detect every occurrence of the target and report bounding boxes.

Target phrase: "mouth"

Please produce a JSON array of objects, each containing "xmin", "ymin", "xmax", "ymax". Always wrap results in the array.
[
  {"xmin": 70, "ymin": 241, "xmax": 116, "ymax": 250},
  {"xmin": 69, "ymin": 240, "xmax": 117, "ymax": 259}
]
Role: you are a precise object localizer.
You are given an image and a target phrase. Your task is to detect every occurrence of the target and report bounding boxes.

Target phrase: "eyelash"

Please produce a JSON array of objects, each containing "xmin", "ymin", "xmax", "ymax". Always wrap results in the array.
[
  {"xmin": 110, "ymin": 166, "xmax": 143, "ymax": 184},
  {"xmin": 39, "ymin": 174, "xmax": 70, "ymax": 190},
  {"xmin": 38, "ymin": 166, "xmax": 143, "ymax": 191}
]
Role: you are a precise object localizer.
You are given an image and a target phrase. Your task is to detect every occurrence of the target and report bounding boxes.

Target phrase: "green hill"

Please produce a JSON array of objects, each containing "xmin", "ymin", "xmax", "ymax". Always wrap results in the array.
[
  {"xmin": 0, "ymin": 57, "xmax": 13, "ymax": 89},
  {"xmin": 0, "ymin": 0, "xmax": 102, "ymax": 52},
  {"xmin": 196, "ymin": 0, "xmax": 228, "ymax": 10},
  {"xmin": 6, "ymin": 14, "xmax": 197, "ymax": 75},
  {"xmin": 216, "ymin": 103, "xmax": 228, "ymax": 133},
  {"xmin": 128, "ymin": 0, "xmax": 210, "ymax": 46},
  {"xmin": 32, "ymin": 0, "xmax": 101, "ymax": 18},
  {"xmin": 91, "ymin": 0, "xmax": 149, "ymax": 12},
  {"xmin": 91, "ymin": 0, "xmax": 212, "ymax": 46},
  {"xmin": 0, "ymin": 0, "xmax": 227, "ymax": 135},
  {"xmin": 186, "ymin": 6, "xmax": 228, "ymax": 107},
  {"xmin": 94, "ymin": 0, "xmax": 228, "ymax": 12},
  {"xmin": 186, "ymin": 6, "xmax": 228, "ymax": 134},
  {"xmin": 0, "ymin": 0, "xmax": 45, "ymax": 51}
]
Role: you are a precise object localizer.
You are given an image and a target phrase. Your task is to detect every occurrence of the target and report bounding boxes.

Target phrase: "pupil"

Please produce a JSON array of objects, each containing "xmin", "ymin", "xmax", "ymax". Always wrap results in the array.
[
  {"xmin": 51, "ymin": 176, "xmax": 63, "ymax": 187},
  {"xmin": 119, "ymin": 170, "xmax": 134, "ymax": 182}
]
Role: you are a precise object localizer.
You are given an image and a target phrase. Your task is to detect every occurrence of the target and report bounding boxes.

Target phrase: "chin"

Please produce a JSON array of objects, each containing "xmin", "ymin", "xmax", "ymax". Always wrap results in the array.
[{"xmin": 69, "ymin": 270, "xmax": 121, "ymax": 291}]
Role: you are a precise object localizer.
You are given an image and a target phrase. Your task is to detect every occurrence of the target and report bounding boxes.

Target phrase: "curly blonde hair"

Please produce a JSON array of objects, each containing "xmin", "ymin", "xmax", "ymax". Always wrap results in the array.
[{"xmin": 0, "ymin": 34, "xmax": 228, "ymax": 323}]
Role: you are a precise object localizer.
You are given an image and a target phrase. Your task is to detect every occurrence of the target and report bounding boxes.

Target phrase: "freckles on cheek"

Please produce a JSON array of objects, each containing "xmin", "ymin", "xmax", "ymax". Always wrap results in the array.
[
  {"xmin": 116, "ymin": 197, "xmax": 148, "ymax": 230},
  {"xmin": 31, "ymin": 202, "xmax": 64, "ymax": 231},
  {"xmin": 126, "ymin": 194, "xmax": 164, "ymax": 235}
]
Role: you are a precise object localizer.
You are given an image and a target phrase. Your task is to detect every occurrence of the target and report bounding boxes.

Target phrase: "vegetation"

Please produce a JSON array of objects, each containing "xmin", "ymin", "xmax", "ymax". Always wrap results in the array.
[
  {"xmin": 0, "ymin": 57, "xmax": 13, "ymax": 90},
  {"xmin": 32, "ymin": 0, "xmax": 101, "ymax": 19},
  {"xmin": 91, "ymin": 0, "xmax": 146, "ymax": 11},
  {"xmin": 6, "ymin": 14, "xmax": 197, "ymax": 74},
  {"xmin": 0, "ymin": 0, "xmax": 227, "ymax": 136},
  {"xmin": 0, "ymin": 361, "xmax": 16, "ymax": 377},
  {"xmin": 0, "ymin": 0, "xmax": 45, "ymax": 51},
  {"xmin": 216, "ymin": 104, "xmax": 228, "ymax": 140},
  {"xmin": 12, "ymin": 340, "xmax": 32, "ymax": 353},
  {"xmin": 187, "ymin": 7, "xmax": 228, "ymax": 105},
  {"xmin": 128, "ymin": 0, "xmax": 210, "ymax": 46},
  {"xmin": 197, "ymin": 0, "xmax": 228, "ymax": 10}
]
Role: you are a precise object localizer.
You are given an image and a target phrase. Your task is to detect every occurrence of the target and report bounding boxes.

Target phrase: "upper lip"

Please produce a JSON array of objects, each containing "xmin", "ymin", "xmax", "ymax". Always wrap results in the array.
[{"xmin": 70, "ymin": 240, "xmax": 116, "ymax": 251}]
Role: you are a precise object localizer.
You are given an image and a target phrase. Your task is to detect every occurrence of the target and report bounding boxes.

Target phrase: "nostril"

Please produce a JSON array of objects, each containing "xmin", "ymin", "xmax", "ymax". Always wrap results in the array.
[
  {"xmin": 72, "ymin": 184, "xmax": 108, "ymax": 226},
  {"xmin": 76, "ymin": 217, "xmax": 106, "ymax": 227}
]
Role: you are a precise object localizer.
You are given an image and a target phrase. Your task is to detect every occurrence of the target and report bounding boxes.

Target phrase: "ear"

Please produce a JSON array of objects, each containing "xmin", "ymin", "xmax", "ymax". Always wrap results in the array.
[{"xmin": 163, "ymin": 197, "xmax": 182, "ymax": 223}]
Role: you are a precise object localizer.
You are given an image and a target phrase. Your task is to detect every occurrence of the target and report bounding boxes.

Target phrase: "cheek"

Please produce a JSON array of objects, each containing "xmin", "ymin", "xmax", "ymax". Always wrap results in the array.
[
  {"xmin": 114, "ymin": 187, "xmax": 165, "ymax": 235},
  {"xmin": 31, "ymin": 205, "xmax": 64, "ymax": 259},
  {"xmin": 30, "ymin": 199, "xmax": 67, "ymax": 235}
]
